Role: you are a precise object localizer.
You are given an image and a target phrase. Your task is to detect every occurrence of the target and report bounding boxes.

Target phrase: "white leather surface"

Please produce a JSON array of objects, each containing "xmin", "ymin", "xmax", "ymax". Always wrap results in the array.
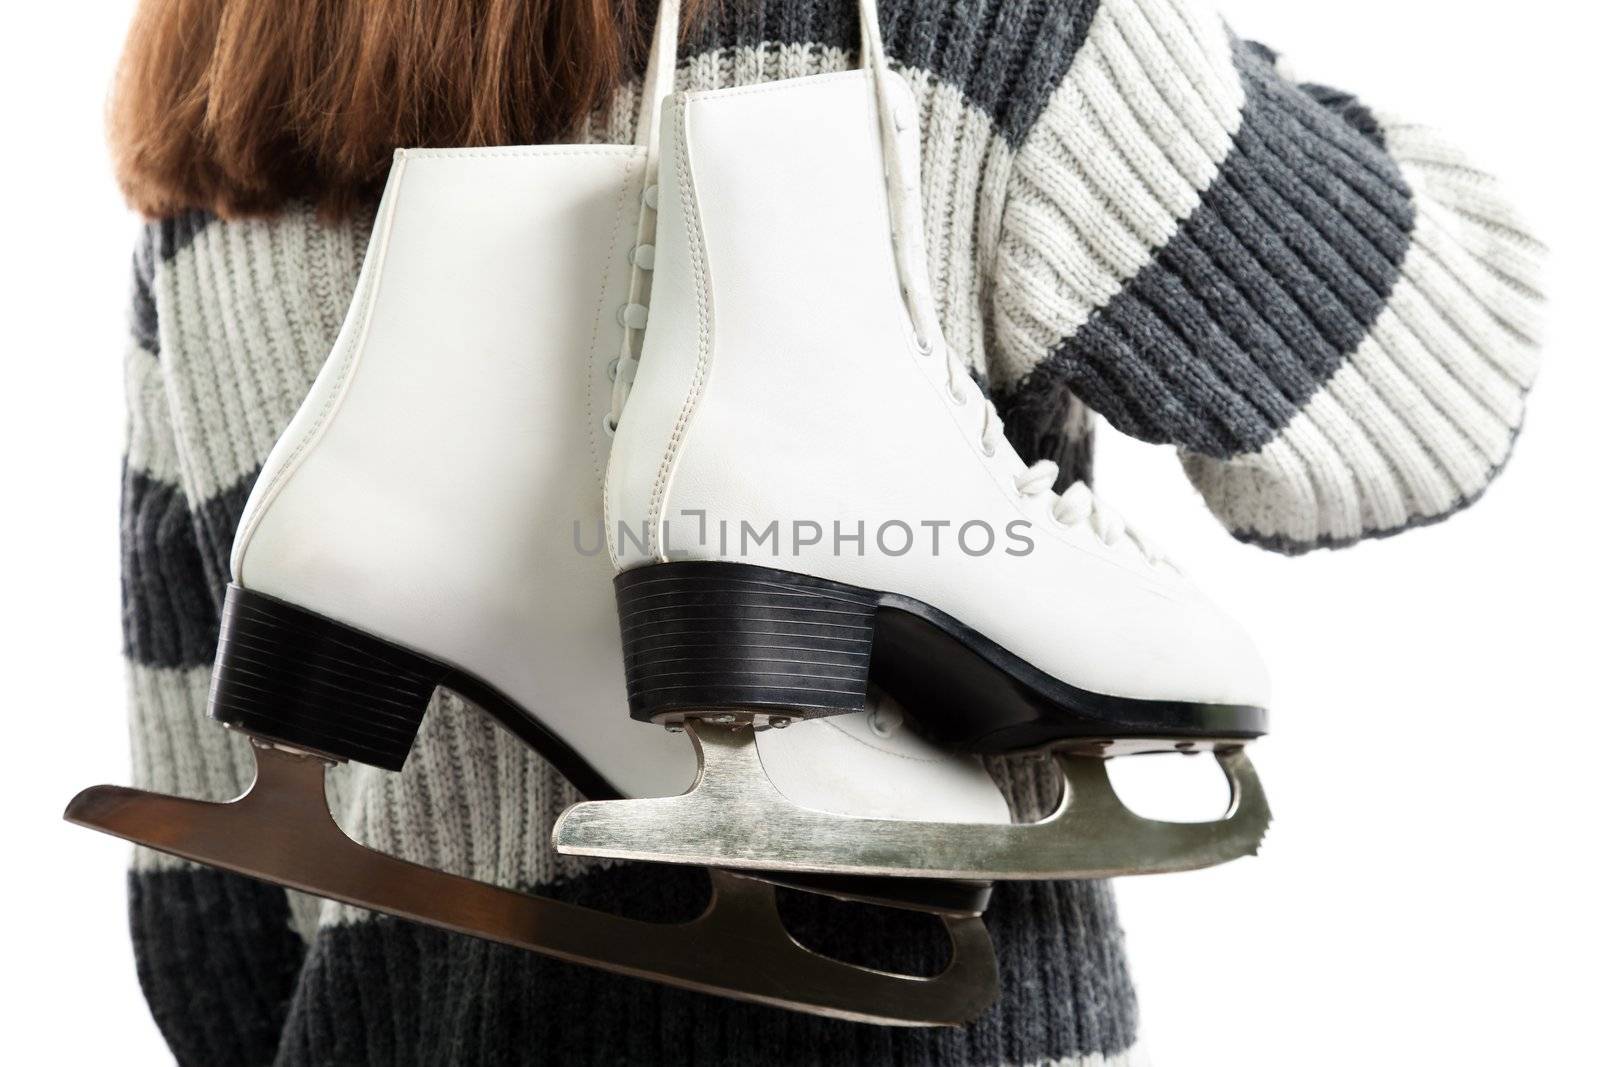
[
  {"xmin": 233, "ymin": 145, "xmax": 1011, "ymax": 822},
  {"xmin": 756, "ymin": 695, "xmax": 1008, "ymax": 823},
  {"xmin": 232, "ymin": 154, "xmax": 409, "ymax": 581},
  {"xmin": 235, "ymin": 146, "xmax": 702, "ymax": 798},
  {"xmin": 611, "ymin": 72, "xmax": 1270, "ymax": 708}
]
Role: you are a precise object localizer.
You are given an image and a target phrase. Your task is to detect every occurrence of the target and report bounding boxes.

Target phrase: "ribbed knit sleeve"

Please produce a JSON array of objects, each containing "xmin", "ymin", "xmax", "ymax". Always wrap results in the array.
[
  {"xmin": 990, "ymin": 0, "xmax": 1545, "ymax": 552},
  {"xmin": 121, "ymin": 226, "xmax": 308, "ymax": 1067}
]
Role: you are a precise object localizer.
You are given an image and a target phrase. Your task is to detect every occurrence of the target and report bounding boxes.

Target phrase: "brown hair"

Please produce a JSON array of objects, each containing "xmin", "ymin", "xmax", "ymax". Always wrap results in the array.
[{"xmin": 110, "ymin": 0, "xmax": 700, "ymax": 219}]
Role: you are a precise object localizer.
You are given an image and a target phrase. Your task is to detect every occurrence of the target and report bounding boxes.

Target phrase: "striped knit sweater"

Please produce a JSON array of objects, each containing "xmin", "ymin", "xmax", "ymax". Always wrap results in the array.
[{"xmin": 121, "ymin": 1, "xmax": 1542, "ymax": 1064}]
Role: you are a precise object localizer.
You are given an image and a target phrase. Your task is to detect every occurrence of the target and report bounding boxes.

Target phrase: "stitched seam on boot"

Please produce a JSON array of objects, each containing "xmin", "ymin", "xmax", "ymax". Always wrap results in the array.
[
  {"xmin": 647, "ymin": 96, "xmax": 713, "ymax": 561},
  {"xmin": 230, "ymin": 152, "xmax": 410, "ymax": 583},
  {"xmin": 593, "ymin": 156, "xmax": 640, "ymax": 568}
]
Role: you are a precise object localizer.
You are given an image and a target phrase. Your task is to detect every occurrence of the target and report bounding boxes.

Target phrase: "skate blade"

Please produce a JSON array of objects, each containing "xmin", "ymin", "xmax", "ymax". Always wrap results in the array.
[
  {"xmin": 554, "ymin": 722, "xmax": 1271, "ymax": 880},
  {"xmin": 63, "ymin": 740, "xmax": 995, "ymax": 1026}
]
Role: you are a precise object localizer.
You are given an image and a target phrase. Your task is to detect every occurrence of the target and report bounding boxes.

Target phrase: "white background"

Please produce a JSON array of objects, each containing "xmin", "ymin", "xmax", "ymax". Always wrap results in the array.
[{"xmin": 1, "ymin": 2, "xmax": 1594, "ymax": 1064}]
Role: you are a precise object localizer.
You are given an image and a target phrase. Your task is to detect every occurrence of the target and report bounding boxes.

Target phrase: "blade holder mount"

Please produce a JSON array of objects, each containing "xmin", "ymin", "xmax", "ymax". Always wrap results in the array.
[{"xmin": 553, "ymin": 721, "xmax": 1271, "ymax": 880}]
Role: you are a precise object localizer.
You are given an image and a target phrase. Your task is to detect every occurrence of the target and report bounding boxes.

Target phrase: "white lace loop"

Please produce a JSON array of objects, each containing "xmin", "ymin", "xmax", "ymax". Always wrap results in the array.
[
  {"xmin": 1013, "ymin": 461, "xmax": 1059, "ymax": 499},
  {"xmin": 1009, "ymin": 465, "xmax": 1151, "ymax": 557},
  {"xmin": 606, "ymin": 3, "xmax": 679, "ymax": 434},
  {"xmin": 976, "ymin": 398, "xmax": 1005, "ymax": 456}
]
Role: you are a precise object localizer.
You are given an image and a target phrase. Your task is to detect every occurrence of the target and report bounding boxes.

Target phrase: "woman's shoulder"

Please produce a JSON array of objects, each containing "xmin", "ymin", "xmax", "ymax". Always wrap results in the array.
[{"xmin": 679, "ymin": 0, "xmax": 1100, "ymax": 145}]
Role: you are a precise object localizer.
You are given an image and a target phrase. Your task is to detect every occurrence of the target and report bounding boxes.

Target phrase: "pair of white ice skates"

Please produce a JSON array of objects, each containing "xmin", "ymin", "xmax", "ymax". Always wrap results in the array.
[{"xmin": 68, "ymin": 0, "xmax": 1269, "ymax": 1026}]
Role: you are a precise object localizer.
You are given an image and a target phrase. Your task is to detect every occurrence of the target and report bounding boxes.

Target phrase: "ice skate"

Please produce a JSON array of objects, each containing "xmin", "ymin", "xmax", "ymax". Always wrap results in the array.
[
  {"xmin": 554, "ymin": 0, "xmax": 1271, "ymax": 880},
  {"xmin": 64, "ymin": 0, "xmax": 1007, "ymax": 1027}
]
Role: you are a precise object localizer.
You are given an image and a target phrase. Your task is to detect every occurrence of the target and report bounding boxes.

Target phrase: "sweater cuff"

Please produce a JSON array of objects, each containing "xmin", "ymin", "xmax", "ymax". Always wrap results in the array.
[
  {"xmin": 993, "ymin": 20, "xmax": 1543, "ymax": 553},
  {"xmin": 1181, "ymin": 113, "xmax": 1544, "ymax": 552}
]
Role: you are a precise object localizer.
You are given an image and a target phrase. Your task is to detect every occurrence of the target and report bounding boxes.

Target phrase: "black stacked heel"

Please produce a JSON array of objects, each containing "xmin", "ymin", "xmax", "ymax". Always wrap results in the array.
[
  {"xmin": 207, "ymin": 585, "xmax": 442, "ymax": 771},
  {"xmin": 615, "ymin": 562, "xmax": 878, "ymax": 723},
  {"xmin": 617, "ymin": 561, "xmax": 1270, "ymax": 750}
]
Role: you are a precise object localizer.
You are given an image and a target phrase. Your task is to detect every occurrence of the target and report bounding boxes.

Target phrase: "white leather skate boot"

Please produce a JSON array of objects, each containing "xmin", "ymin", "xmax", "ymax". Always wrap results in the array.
[
  {"xmin": 555, "ymin": 0, "xmax": 1270, "ymax": 882},
  {"xmin": 63, "ymin": 0, "xmax": 1005, "ymax": 1028}
]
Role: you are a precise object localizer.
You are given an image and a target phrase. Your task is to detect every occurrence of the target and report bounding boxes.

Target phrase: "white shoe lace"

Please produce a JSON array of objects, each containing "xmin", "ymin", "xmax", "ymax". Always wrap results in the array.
[
  {"xmin": 957, "ymin": 380, "xmax": 1153, "ymax": 559},
  {"xmin": 607, "ymin": 0, "xmax": 679, "ymax": 436},
  {"xmin": 1018, "ymin": 465, "xmax": 1124, "ymax": 545},
  {"xmin": 857, "ymin": 0, "xmax": 1161, "ymax": 567}
]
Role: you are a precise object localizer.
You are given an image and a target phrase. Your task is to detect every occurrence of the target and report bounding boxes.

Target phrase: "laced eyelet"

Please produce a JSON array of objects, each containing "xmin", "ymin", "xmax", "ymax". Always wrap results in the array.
[
  {"xmin": 601, "ymin": 413, "xmax": 618, "ymax": 437},
  {"xmin": 980, "ymin": 440, "xmax": 997, "ymax": 458},
  {"xmin": 913, "ymin": 334, "xmax": 932, "ymax": 356},
  {"xmin": 606, "ymin": 357, "xmax": 620, "ymax": 382},
  {"xmin": 617, "ymin": 303, "xmax": 649, "ymax": 330},
  {"xmin": 947, "ymin": 383, "xmax": 967, "ymax": 406}
]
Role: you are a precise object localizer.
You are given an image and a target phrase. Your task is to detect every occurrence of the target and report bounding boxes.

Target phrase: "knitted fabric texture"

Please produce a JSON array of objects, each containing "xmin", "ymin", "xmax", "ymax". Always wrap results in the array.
[{"xmin": 120, "ymin": 1, "xmax": 1542, "ymax": 1064}]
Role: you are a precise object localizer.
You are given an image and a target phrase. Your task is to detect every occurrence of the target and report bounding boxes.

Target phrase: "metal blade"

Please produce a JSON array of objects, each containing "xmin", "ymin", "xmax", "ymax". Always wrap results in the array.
[
  {"xmin": 554, "ymin": 721, "xmax": 1270, "ymax": 879},
  {"xmin": 65, "ymin": 740, "xmax": 996, "ymax": 1026}
]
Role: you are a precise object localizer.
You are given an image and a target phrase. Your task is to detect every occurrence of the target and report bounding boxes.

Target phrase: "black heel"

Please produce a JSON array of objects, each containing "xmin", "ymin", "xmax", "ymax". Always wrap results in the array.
[
  {"xmin": 207, "ymin": 585, "xmax": 441, "ymax": 771},
  {"xmin": 614, "ymin": 562, "xmax": 876, "ymax": 723}
]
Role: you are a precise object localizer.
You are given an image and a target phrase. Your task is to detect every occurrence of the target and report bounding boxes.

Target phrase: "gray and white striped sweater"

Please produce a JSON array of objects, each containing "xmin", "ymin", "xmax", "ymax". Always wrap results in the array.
[{"xmin": 122, "ymin": 1, "xmax": 1542, "ymax": 1063}]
